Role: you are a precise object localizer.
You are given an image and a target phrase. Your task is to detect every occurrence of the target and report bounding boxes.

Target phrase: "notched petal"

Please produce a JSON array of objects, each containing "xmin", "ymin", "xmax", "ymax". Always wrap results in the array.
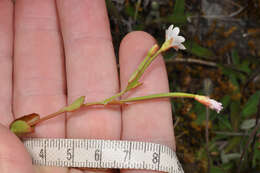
[
  {"xmin": 178, "ymin": 44, "xmax": 186, "ymax": 50},
  {"xmin": 172, "ymin": 27, "xmax": 180, "ymax": 36},
  {"xmin": 177, "ymin": 36, "xmax": 185, "ymax": 43}
]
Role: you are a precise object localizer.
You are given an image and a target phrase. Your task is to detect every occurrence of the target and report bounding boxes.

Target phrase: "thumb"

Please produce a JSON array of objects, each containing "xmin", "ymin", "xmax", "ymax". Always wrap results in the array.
[{"xmin": 0, "ymin": 123, "xmax": 34, "ymax": 173}]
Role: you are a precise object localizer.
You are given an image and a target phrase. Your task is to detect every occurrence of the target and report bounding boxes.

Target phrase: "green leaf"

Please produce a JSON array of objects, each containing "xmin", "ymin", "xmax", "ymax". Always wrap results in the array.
[
  {"xmin": 62, "ymin": 96, "xmax": 85, "ymax": 112},
  {"xmin": 167, "ymin": 15, "xmax": 187, "ymax": 25},
  {"xmin": 10, "ymin": 120, "xmax": 32, "ymax": 135},
  {"xmin": 240, "ymin": 60, "xmax": 251, "ymax": 73},
  {"xmin": 216, "ymin": 114, "xmax": 232, "ymax": 130},
  {"xmin": 125, "ymin": 3, "xmax": 135, "ymax": 18},
  {"xmin": 242, "ymin": 91, "xmax": 260, "ymax": 117},
  {"xmin": 167, "ymin": 0, "xmax": 187, "ymax": 24},
  {"xmin": 221, "ymin": 95, "xmax": 231, "ymax": 109},
  {"xmin": 230, "ymin": 101, "xmax": 241, "ymax": 131},
  {"xmin": 229, "ymin": 73, "xmax": 239, "ymax": 88},
  {"xmin": 231, "ymin": 49, "xmax": 240, "ymax": 65},
  {"xmin": 194, "ymin": 102, "xmax": 206, "ymax": 125},
  {"xmin": 219, "ymin": 64, "xmax": 243, "ymax": 79},
  {"xmin": 253, "ymin": 141, "xmax": 260, "ymax": 167},
  {"xmin": 173, "ymin": 0, "xmax": 185, "ymax": 16},
  {"xmin": 224, "ymin": 137, "xmax": 241, "ymax": 153},
  {"xmin": 230, "ymin": 49, "xmax": 250, "ymax": 84},
  {"xmin": 210, "ymin": 166, "xmax": 224, "ymax": 173},
  {"xmin": 184, "ymin": 41, "xmax": 215, "ymax": 59},
  {"xmin": 231, "ymin": 49, "xmax": 251, "ymax": 73}
]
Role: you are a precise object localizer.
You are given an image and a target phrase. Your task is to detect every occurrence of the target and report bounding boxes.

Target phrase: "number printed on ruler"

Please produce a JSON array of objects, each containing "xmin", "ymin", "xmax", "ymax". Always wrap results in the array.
[{"xmin": 23, "ymin": 138, "xmax": 184, "ymax": 173}]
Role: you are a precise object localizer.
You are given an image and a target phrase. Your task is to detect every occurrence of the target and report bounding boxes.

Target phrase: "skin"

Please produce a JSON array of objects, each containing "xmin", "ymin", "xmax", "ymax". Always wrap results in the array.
[{"xmin": 0, "ymin": 0, "xmax": 175, "ymax": 173}]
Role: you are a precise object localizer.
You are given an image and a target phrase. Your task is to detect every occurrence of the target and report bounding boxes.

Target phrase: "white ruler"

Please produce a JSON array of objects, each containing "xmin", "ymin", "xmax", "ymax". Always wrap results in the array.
[{"xmin": 23, "ymin": 138, "xmax": 184, "ymax": 173}]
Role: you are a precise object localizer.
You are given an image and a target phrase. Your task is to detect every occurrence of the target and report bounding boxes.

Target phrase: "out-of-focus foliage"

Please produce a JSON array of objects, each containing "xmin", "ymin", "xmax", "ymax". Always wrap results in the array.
[{"xmin": 107, "ymin": 0, "xmax": 260, "ymax": 172}]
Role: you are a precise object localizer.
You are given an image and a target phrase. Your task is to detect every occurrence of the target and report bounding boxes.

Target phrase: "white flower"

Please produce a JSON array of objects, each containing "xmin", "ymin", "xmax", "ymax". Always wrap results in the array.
[
  {"xmin": 207, "ymin": 98, "xmax": 223, "ymax": 113},
  {"xmin": 194, "ymin": 95, "xmax": 223, "ymax": 113},
  {"xmin": 165, "ymin": 25, "xmax": 186, "ymax": 50}
]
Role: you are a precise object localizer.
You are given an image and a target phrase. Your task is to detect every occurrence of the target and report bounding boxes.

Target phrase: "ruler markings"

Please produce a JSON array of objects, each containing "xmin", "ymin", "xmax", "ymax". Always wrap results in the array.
[
  {"xmin": 23, "ymin": 138, "xmax": 184, "ymax": 173},
  {"xmin": 44, "ymin": 139, "xmax": 47, "ymax": 165},
  {"xmin": 99, "ymin": 140, "xmax": 103, "ymax": 167},
  {"xmin": 157, "ymin": 144, "xmax": 161, "ymax": 171},
  {"xmin": 72, "ymin": 140, "xmax": 75, "ymax": 165}
]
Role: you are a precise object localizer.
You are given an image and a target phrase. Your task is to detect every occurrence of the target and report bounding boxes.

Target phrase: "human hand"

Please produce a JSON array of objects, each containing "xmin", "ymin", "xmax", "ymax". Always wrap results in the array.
[{"xmin": 0, "ymin": 1, "xmax": 175, "ymax": 173}]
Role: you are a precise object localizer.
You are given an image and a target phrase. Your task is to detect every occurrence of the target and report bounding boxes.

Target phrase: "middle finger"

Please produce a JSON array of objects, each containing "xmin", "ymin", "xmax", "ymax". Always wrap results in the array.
[
  {"xmin": 56, "ymin": 0, "xmax": 121, "ymax": 172},
  {"xmin": 13, "ymin": 0, "xmax": 67, "ymax": 172}
]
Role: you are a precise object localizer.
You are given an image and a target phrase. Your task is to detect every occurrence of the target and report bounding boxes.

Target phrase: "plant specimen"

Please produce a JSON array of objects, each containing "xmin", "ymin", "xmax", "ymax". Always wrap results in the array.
[{"xmin": 10, "ymin": 25, "xmax": 223, "ymax": 136}]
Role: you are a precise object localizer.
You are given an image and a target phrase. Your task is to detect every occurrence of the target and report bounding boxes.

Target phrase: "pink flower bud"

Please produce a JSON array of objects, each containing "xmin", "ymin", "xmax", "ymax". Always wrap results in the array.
[{"xmin": 194, "ymin": 95, "xmax": 223, "ymax": 113}]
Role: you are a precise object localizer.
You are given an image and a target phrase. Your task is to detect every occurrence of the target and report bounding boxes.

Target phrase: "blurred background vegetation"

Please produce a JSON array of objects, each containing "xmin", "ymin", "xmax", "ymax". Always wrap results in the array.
[{"xmin": 105, "ymin": 0, "xmax": 260, "ymax": 172}]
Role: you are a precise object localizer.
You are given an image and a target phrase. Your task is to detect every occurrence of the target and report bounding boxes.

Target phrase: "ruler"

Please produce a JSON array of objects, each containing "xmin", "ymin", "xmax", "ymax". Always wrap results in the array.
[{"xmin": 23, "ymin": 138, "xmax": 184, "ymax": 173}]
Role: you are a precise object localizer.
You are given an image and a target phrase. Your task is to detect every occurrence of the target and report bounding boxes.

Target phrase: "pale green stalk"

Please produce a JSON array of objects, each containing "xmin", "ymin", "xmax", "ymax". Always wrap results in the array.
[
  {"xmin": 120, "ymin": 92, "xmax": 196, "ymax": 103},
  {"xmin": 103, "ymin": 44, "xmax": 160, "ymax": 104},
  {"xmin": 11, "ymin": 29, "xmax": 205, "ymax": 135},
  {"xmin": 136, "ymin": 48, "xmax": 163, "ymax": 80},
  {"xmin": 128, "ymin": 44, "xmax": 159, "ymax": 83}
]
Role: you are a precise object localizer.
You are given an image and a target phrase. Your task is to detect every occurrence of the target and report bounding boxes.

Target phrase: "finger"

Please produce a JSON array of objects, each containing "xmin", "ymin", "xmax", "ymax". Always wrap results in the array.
[
  {"xmin": 0, "ymin": 0, "xmax": 13, "ymax": 126},
  {"xmin": 119, "ymin": 32, "xmax": 175, "ymax": 173},
  {"xmin": 13, "ymin": 0, "xmax": 67, "ymax": 172},
  {"xmin": 0, "ymin": 124, "xmax": 34, "ymax": 173},
  {"xmin": 56, "ymin": 1, "xmax": 121, "ymax": 173}
]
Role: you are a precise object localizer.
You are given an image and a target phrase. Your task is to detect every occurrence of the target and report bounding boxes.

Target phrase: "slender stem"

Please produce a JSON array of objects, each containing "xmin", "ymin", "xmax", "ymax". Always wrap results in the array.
[
  {"xmin": 29, "ymin": 92, "xmax": 196, "ymax": 126},
  {"xmin": 237, "ymin": 120, "xmax": 260, "ymax": 173},
  {"xmin": 120, "ymin": 92, "xmax": 196, "ymax": 103},
  {"xmin": 83, "ymin": 102, "xmax": 104, "ymax": 107},
  {"xmin": 29, "ymin": 110, "xmax": 64, "ymax": 126},
  {"xmin": 103, "ymin": 45, "xmax": 162, "ymax": 104},
  {"xmin": 128, "ymin": 44, "xmax": 158, "ymax": 83},
  {"xmin": 102, "ymin": 90, "xmax": 126, "ymax": 104},
  {"xmin": 83, "ymin": 100, "xmax": 123, "ymax": 106},
  {"xmin": 205, "ymin": 107, "xmax": 211, "ymax": 173},
  {"xmin": 129, "ymin": 48, "xmax": 163, "ymax": 85},
  {"xmin": 212, "ymin": 131, "xmax": 250, "ymax": 136},
  {"xmin": 31, "ymin": 102, "xmax": 107, "ymax": 126},
  {"xmin": 248, "ymin": 98, "xmax": 260, "ymax": 167},
  {"xmin": 142, "ymin": 49, "xmax": 163, "ymax": 71}
]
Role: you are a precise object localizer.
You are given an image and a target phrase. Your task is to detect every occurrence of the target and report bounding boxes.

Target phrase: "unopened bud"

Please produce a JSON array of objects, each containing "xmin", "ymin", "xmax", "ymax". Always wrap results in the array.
[{"xmin": 148, "ymin": 44, "xmax": 159, "ymax": 56}]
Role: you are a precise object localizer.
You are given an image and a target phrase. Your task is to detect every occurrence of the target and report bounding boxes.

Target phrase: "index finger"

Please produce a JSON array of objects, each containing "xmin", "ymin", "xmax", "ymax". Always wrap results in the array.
[{"xmin": 0, "ymin": 0, "xmax": 13, "ymax": 127}]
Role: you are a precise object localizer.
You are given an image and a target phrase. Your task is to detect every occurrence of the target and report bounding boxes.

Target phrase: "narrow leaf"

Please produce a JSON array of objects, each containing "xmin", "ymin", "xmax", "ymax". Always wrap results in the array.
[
  {"xmin": 184, "ymin": 41, "xmax": 215, "ymax": 59},
  {"xmin": 62, "ymin": 96, "xmax": 85, "ymax": 112},
  {"xmin": 231, "ymin": 49, "xmax": 240, "ymax": 65},
  {"xmin": 167, "ymin": 0, "xmax": 187, "ymax": 24},
  {"xmin": 128, "ymin": 44, "xmax": 158, "ymax": 84},
  {"xmin": 230, "ymin": 101, "xmax": 240, "ymax": 131},
  {"xmin": 242, "ymin": 91, "xmax": 260, "ymax": 117}
]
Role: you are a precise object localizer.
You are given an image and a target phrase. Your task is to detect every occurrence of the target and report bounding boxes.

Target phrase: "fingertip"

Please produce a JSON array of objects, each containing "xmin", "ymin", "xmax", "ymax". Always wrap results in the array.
[
  {"xmin": 119, "ymin": 30, "xmax": 175, "ymax": 150},
  {"xmin": 120, "ymin": 31, "xmax": 157, "ymax": 55},
  {"xmin": 0, "ymin": 0, "xmax": 13, "ymax": 128},
  {"xmin": 119, "ymin": 31, "xmax": 160, "ymax": 89},
  {"xmin": 0, "ymin": 124, "xmax": 34, "ymax": 173}
]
